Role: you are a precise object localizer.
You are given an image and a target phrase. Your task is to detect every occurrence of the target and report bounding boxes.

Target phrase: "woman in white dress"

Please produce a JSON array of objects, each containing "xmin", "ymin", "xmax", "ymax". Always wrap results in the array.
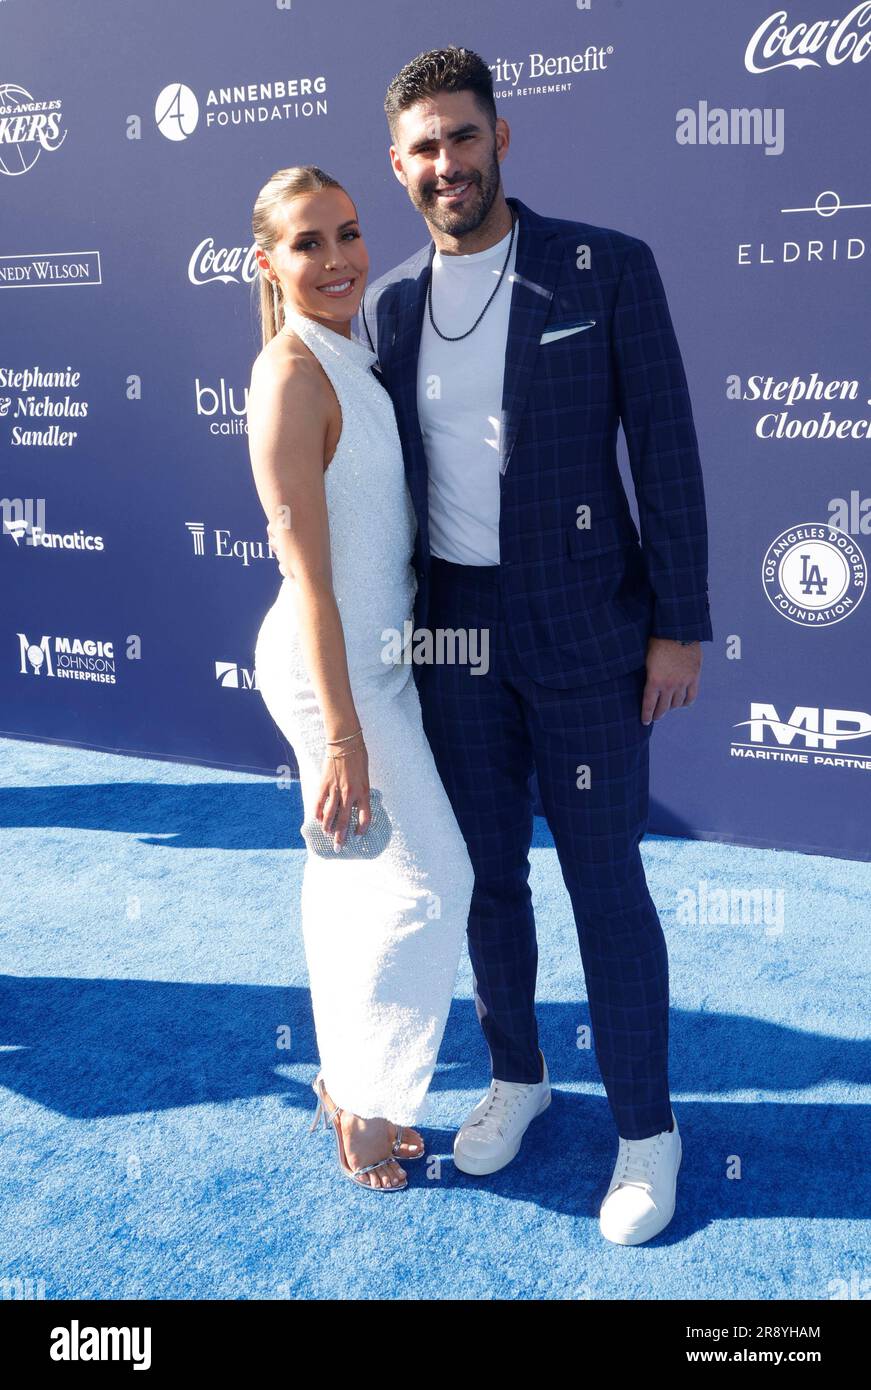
[{"xmin": 248, "ymin": 166, "xmax": 474, "ymax": 1191}]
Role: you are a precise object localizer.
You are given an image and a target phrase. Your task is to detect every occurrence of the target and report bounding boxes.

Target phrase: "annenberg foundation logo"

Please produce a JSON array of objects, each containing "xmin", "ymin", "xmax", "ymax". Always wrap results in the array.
[
  {"xmin": 154, "ymin": 75, "xmax": 327, "ymax": 142},
  {"xmin": 154, "ymin": 83, "xmax": 199, "ymax": 141},
  {"xmin": 0, "ymin": 83, "xmax": 67, "ymax": 176},
  {"xmin": 762, "ymin": 522, "xmax": 867, "ymax": 626},
  {"xmin": 745, "ymin": 4, "xmax": 871, "ymax": 73}
]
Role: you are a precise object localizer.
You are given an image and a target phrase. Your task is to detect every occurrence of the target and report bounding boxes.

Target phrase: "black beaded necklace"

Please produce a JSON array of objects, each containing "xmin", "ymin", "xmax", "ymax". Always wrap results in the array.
[{"xmin": 426, "ymin": 206, "xmax": 517, "ymax": 342}]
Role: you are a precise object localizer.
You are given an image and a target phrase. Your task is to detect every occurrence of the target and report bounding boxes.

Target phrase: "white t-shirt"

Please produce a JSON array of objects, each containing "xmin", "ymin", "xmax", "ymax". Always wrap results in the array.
[{"xmin": 416, "ymin": 215, "xmax": 519, "ymax": 566}]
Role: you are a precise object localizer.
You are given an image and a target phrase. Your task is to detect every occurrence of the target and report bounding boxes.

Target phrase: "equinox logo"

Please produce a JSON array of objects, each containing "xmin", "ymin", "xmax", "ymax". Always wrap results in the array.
[{"xmin": 50, "ymin": 1319, "xmax": 151, "ymax": 1369}]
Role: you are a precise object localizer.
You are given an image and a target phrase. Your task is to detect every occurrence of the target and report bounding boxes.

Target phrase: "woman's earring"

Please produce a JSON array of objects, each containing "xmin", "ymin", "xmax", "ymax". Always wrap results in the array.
[{"xmin": 271, "ymin": 278, "xmax": 282, "ymax": 326}]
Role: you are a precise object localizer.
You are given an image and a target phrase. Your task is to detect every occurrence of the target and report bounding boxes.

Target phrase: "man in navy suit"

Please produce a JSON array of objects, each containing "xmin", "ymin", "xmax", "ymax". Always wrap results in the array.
[{"xmin": 360, "ymin": 47, "xmax": 713, "ymax": 1244}]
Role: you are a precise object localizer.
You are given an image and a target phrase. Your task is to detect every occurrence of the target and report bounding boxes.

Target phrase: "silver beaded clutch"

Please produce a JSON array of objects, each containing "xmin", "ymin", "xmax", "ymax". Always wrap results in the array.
[{"xmin": 301, "ymin": 787, "xmax": 393, "ymax": 859}]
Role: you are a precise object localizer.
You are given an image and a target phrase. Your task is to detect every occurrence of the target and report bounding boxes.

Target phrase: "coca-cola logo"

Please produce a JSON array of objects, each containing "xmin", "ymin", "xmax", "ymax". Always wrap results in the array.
[
  {"xmin": 746, "ymin": 3, "xmax": 871, "ymax": 72},
  {"xmin": 188, "ymin": 236, "xmax": 258, "ymax": 286}
]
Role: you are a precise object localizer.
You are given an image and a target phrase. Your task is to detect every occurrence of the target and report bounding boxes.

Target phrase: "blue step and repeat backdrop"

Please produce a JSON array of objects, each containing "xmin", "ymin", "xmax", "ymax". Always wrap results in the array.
[{"xmin": 2, "ymin": 1, "xmax": 870, "ymax": 860}]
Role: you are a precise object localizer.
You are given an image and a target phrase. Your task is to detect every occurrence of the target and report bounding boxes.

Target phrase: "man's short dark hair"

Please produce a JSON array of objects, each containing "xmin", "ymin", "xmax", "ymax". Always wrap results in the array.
[{"xmin": 384, "ymin": 46, "xmax": 497, "ymax": 144}]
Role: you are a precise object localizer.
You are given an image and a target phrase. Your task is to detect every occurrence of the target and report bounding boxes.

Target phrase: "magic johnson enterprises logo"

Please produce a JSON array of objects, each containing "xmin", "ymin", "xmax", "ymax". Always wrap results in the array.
[
  {"xmin": 745, "ymin": 4, "xmax": 871, "ymax": 73},
  {"xmin": 731, "ymin": 701, "xmax": 871, "ymax": 772},
  {"xmin": 155, "ymin": 74, "xmax": 327, "ymax": 142},
  {"xmin": 762, "ymin": 523, "xmax": 867, "ymax": 626},
  {"xmin": 0, "ymin": 82, "xmax": 66, "ymax": 176},
  {"xmin": 17, "ymin": 632, "xmax": 116, "ymax": 684}
]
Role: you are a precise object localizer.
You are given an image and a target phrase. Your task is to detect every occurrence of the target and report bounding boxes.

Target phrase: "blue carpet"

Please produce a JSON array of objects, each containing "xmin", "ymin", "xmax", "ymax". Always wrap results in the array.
[{"xmin": 1, "ymin": 735, "xmax": 868, "ymax": 1300}]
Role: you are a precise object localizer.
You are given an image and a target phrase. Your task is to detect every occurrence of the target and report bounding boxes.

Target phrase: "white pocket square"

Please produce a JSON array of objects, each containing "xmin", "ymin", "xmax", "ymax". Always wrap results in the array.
[{"xmin": 540, "ymin": 318, "xmax": 596, "ymax": 344}]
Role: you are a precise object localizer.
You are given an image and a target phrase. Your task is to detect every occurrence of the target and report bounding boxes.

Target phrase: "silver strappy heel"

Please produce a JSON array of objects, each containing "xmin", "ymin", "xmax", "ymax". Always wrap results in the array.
[
  {"xmin": 309, "ymin": 1074, "xmax": 410, "ymax": 1191},
  {"xmin": 391, "ymin": 1123, "xmax": 425, "ymax": 1161}
]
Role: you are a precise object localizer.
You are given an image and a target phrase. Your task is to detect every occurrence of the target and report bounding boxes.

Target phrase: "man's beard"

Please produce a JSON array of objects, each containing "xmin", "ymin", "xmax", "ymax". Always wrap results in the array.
[{"xmin": 411, "ymin": 150, "xmax": 501, "ymax": 239}]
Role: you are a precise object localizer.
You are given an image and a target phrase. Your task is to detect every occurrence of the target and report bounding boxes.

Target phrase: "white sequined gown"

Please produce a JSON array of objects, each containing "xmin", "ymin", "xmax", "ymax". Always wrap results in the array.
[{"xmin": 254, "ymin": 304, "xmax": 474, "ymax": 1126}]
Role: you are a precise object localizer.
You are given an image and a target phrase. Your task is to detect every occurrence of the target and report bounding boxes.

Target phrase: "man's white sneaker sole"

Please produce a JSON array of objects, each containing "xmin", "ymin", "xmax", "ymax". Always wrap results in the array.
[
  {"xmin": 599, "ymin": 1119, "xmax": 682, "ymax": 1245},
  {"xmin": 453, "ymin": 1083, "xmax": 552, "ymax": 1176}
]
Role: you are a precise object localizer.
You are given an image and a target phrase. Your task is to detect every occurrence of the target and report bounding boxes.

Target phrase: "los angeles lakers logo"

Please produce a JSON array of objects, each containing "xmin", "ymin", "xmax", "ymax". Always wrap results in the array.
[{"xmin": 762, "ymin": 522, "xmax": 867, "ymax": 626}]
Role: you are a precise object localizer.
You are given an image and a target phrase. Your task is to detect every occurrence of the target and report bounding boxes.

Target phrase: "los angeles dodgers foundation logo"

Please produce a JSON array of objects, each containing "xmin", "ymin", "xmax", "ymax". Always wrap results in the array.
[{"xmin": 762, "ymin": 522, "xmax": 867, "ymax": 626}]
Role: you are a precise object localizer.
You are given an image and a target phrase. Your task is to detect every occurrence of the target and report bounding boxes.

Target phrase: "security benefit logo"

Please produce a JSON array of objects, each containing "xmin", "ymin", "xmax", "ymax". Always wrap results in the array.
[
  {"xmin": 762, "ymin": 523, "xmax": 866, "ymax": 626},
  {"xmin": 731, "ymin": 703, "xmax": 871, "ymax": 773}
]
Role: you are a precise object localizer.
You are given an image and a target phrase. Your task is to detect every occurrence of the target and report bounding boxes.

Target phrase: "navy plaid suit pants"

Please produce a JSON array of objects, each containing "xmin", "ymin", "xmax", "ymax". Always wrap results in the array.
[{"xmin": 413, "ymin": 555, "xmax": 672, "ymax": 1141}]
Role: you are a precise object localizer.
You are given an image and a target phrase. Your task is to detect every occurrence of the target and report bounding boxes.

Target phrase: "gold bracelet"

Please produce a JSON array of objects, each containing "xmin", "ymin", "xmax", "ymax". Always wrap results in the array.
[
  {"xmin": 326, "ymin": 726, "xmax": 362, "ymax": 745},
  {"xmin": 329, "ymin": 738, "xmax": 364, "ymax": 760}
]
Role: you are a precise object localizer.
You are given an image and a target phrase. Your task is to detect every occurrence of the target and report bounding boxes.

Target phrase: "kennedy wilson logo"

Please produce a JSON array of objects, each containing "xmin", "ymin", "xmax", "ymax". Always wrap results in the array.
[
  {"xmin": 762, "ymin": 523, "xmax": 866, "ymax": 626},
  {"xmin": 745, "ymin": 4, "xmax": 871, "ymax": 73}
]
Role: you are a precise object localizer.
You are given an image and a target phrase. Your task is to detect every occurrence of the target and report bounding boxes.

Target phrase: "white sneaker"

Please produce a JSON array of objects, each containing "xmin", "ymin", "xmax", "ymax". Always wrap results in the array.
[
  {"xmin": 599, "ymin": 1109, "xmax": 682, "ymax": 1245},
  {"xmin": 453, "ymin": 1050, "xmax": 551, "ymax": 1175}
]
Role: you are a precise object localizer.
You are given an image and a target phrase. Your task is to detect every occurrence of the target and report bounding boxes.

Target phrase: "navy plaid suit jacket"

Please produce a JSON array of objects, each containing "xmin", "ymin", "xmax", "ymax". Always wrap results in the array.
[{"xmin": 359, "ymin": 194, "xmax": 713, "ymax": 689}]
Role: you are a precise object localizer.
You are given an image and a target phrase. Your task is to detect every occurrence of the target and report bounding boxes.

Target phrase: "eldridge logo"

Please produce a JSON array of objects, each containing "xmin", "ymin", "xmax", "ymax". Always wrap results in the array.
[
  {"xmin": 762, "ymin": 523, "xmax": 867, "ymax": 626},
  {"xmin": 0, "ymin": 82, "xmax": 67, "ymax": 176},
  {"xmin": 745, "ymin": 3, "xmax": 871, "ymax": 73},
  {"xmin": 50, "ymin": 1320, "xmax": 151, "ymax": 1370}
]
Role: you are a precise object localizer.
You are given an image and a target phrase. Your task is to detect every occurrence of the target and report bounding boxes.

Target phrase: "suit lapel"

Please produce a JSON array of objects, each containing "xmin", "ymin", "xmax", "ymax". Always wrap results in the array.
[
  {"xmin": 497, "ymin": 196, "xmax": 563, "ymax": 474},
  {"xmin": 387, "ymin": 195, "xmax": 564, "ymax": 543}
]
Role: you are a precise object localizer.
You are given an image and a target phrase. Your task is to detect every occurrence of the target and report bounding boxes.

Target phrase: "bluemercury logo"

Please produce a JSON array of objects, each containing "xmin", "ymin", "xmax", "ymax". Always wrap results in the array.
[
  {"xmin": 194, "ymin": 377, "xmax": 248, "ymax": 436},
  {"xmin": 50, "ymin": 1321, "xmax": 151, "ymax": 1370},
  {"xmin": 745, "ymin": 4, "xmax": 871, "ymax": 73},
  {"xmin": 761, "ymin": 523, "xmax": 866, "ymax": 625},
  {"xmin": 0, "ymin": 83, "xmax": 66, "ymax": 176}
]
